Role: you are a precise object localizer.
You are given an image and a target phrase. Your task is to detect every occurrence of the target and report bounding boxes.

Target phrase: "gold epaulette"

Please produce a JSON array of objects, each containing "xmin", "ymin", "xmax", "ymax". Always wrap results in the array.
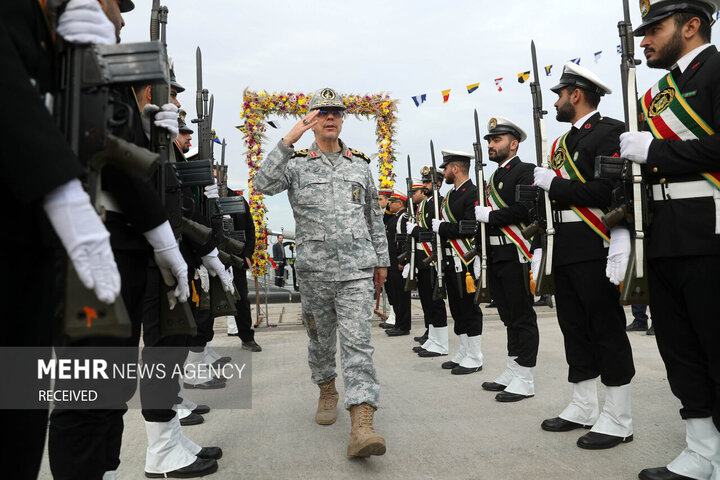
[
  {"xmin": 350, "ymin": 148, "xmax": 371, "ymax": 163},
  {"xmin": 291, "ymin": 149, "xmax": 308, "ymax": 158}
]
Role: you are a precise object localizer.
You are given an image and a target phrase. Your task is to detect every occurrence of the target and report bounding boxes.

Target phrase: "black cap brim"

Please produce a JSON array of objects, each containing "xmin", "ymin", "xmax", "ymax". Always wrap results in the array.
[
  {"xmin": 119, "ymin": 0, "xmax": 134, "ymax": 13},
  {"xmin": 483, "ymin": 127, "xmax": 521, "ymax": 141},
  {"xmin": 550, "ymin": 73, "xmax": 605, "ymax": 95},
  {"xmin": 171, "ymin": 81, "xmax": 185, "ymax": 93},
  {"xmin": 439, "ymin": 156, "xmax": 471, "ymax": 169},
  {"xmin": 634, "ymin": 1, "xmax": 715, "ymax": 36}
]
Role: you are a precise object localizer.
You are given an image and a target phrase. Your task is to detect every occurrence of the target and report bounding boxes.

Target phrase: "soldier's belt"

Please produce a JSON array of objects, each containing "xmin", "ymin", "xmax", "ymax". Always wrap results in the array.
[
  {"xmin": 651, "ymin": 180, "xmax": 716, "ymax": 201},
  {"xmin": 99, "ymin": 190, "xmax": 123, "ymax": 214},
  {"xmin": 553, "ymin": 209, "xmax": 582, "ymax": 224},
  {"xmin": 489, "ymin": 235, "xmax": 509, "ymax": 246}
]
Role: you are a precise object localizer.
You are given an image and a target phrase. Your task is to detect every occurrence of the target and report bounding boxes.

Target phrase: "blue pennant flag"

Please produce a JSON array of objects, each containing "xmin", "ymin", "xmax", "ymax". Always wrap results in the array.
[
  {"xmin": 617, "ymin": 44, "xmax": 622, "ymax": 54},
  {"xmin": 594, "ymin": 51, "xmax": 602, "ymax": 63},
  {"xmin": 412, "ymin": 94, "xmax": 427, "ymax": 107},
  {"xmin": 569, "ymin": 57, "xmax": 581, "ymax": 65},
  {"xmin": 544, "ymin": 65, "xmax": 553, "ymax": 76}
]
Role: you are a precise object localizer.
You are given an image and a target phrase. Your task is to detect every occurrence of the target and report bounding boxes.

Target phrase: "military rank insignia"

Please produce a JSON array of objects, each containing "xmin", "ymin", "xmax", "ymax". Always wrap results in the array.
[{"xmin": 350, "ymin": 183, "xmax": 362, "ymax": 204}]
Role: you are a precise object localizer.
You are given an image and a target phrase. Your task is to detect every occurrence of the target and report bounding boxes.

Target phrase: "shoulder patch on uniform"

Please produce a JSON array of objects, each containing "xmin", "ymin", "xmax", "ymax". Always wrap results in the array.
[
  {"xmin": 349, "ymin": 148, "xmax": 371, "ymax": 163},
  {"xmin": 291, "ymin": 149, "xmax": 308, "ymax": 158}
]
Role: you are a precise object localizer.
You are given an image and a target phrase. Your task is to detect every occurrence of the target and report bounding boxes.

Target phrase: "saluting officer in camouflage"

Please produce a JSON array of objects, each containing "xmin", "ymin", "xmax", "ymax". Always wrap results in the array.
[{"xmin": 255, "ymin": 87, "xmax": 389, "ymax": 457}]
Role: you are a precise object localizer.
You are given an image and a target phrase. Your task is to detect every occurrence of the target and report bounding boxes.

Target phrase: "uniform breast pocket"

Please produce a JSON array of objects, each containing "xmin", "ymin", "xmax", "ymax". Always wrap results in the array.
[
  {"xmin": 343, "ymin": 174, "xmax": 366, "ymax": 206},
  {"xmin": 297, "ymin": 173, "xmax": 328, "ymax": 205}
]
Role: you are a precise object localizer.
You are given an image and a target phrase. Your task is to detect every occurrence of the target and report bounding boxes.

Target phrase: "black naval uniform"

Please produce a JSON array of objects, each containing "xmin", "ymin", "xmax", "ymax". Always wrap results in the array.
[
  {"xmin": 385, "ymin": 208, "xmax": 411, "ymax": 332},
  {"xmin": 436, "ymin": 179, "xmax": 483, "ymax": 337},
  {"xmin": 547, "ymin": 113, "xmax": 635, "ymax": 386},
  {"xmin": 643, "ymin": 45, "xmax": 720, "ymax": 430},
  {"xmin": 0, "ymin": 3, "xmax": 84, "ymax": 478},
  {"xmin": 409, "ymin": 196, "xmax": 448, "ymax": 332},
  {"xmin": 486, "ymin": 157, "xmax": 538, "ymax": 369}
]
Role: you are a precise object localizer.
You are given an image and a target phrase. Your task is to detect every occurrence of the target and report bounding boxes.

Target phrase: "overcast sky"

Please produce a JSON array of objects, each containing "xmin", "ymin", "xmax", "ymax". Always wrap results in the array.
[{"xmin": 120, "ymin": 0, "xmax": 719, "ymax": 236}]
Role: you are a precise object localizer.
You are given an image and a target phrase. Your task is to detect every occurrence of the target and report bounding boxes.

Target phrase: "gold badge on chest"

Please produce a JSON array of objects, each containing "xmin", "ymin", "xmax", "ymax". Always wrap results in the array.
[
  {"xmin": 551, "ymin": 147, "xmax": 566, "ymax": 170},
  {"xmin": 648, "ymin": 88, "xmax": 675, "ymax": 118}
]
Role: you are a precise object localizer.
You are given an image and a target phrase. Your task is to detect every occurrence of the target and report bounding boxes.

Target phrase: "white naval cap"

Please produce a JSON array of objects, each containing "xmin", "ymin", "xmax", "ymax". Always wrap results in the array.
[
  {"xmin": 634, "ymin": 0, "xmax": 720, "ymax": 35},
  {"xmin": 550, "ymin": 62, "xmax": 612, "ymax": 96},
  {"xmin": 438, "ymin": 150, "xmax": 473, "ymax": 169},
  {"xmin": 483, "ymin": 116, "xmax": 528, "ymax": 143}
]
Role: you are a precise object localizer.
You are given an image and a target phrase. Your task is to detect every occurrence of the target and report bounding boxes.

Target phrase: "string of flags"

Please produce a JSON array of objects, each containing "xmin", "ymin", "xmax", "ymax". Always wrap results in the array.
[{"xmin": 409, "ymin": 43, "xmax": 627, "ymax": 104}]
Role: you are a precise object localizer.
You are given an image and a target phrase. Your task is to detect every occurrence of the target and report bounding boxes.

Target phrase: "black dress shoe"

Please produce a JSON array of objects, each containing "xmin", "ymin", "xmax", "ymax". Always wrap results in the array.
[
  {"xmin": 418, "ymin": 350, "xmax": 446, "ymax": 357},
  {"xmin": 197, "ymin": 446, "xmax": 223, "ymax": 460},
  {"xmin": 192, "ymin": 405, "xmax": 210, "ymax": 415},
  {"xmin": 210, "ymin": 357, "xmax": 231, "ymax": 368},
  {"xmin": 646, "ymin": 325, "xmax": 655, "ymax": 336},
  {"xmin": 540, "ymin": 416, "xmax": 592, "ymax": 432},
  {"xmin": 451, "ymin": 365, "xmax": 482, "ymax": 375},
  {"xmin": 184, "ymin": 377, "xmax": 226, "ymax": 390},
  {"xmin": 242, "ymin": 341, "xmax": 262, "ymax": 352},
  {"xmin": 486, "ymin": 300, "xmax": 497, "ymax": 308},
  {"xmin": 639, "ymin": 467, "xmax": 694, "ymax": 480},
  {"xmin": 412, "ymin": 346, "xmax": 425, "ymax": 353},
  {"xmin": 226, "ymin": 332, "xmax": 238, "ymax": 337},
  {"xmin": 414, "ymin": 334, "xmax": 428, "ymax": 344},
  {"xmin": 386, "ymin": 328, "xmax": 410, "ymax": 336},
  {"xmin": 626, "ymin": 320, "xmax": 649, "ymax": 332},
  {"xmin": 179, "ymin": 412, "xmax": 204, "ymax": 426},
  {"xmin": 577, "ymin": 431, "xmax": 633, "ymax": 449},
  {"xmin": 481, "ymin": 381, "xmax": 506, "ymax": 392},
  {"xmin": 441, "ymin": 361, "xmax": 459, "ymax": 370},
  {"xmin": 378, "ymin": 322, "xmax": 394, "ymax": 329},
  {"xmin": 496, "ymin": 391, "xmax": 533, "ymax": 402},
  {"xmin": 145, "ymin": 457, "xmax": 218, "ymax": 478}
]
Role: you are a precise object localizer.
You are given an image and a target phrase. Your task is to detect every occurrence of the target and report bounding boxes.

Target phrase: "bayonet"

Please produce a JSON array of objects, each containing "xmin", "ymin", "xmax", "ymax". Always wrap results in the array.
[
  {"xmin": 471, "ymin": 110, "xmax": 491, "ymax": 303},
  {"xmin": 429, "ymin": 140, "xmax": 446, "ymax": 300}
]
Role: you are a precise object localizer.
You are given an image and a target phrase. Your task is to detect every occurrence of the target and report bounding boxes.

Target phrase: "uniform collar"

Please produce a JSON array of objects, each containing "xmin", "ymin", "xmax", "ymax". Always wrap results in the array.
[
  {"xmin": 498, "ymin": 155, "xmax": 518, "ymax": 169},
  {"xmin": 454, "ymin": 178, "xmax": 471, "ymax": 191},
  {"xmin": 673, "ymin": 43, "xmax": 713, "ymax": 74},
  {"xmin": 572, "ymin": 110, "xmax": 599, "ymax": 130},
  {"xmin": 308, "ymin": 139, "xmax": 353, "ymax": 161}
]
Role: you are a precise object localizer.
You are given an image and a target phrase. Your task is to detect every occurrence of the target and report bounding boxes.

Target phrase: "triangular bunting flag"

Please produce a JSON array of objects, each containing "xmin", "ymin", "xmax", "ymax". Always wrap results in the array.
[
  {"xmin": 267, "ymin": 120, "xmax": 279, "ymax": 129},
  {"xmin": 466, "ymin": 83, "xmax": 479, "ymax": 94},
  {"xmin": 442, "ymin": 89, "xmax": 451, "ymax": 103},
  {"xmin": 412, "ymin": 94, "xmax": 427, "ymax": 107},
  {"xmin": 545, "ymin": 65, "xmax": 553, "ymax": 76},
  {"xmin": 494, "ymin": 78, "xmax": 503, "ymax": 92},
  {"xmin": 569, "ymin": 57, "xmax": 581, "ymax": 65},
  {"xmin": 594, "ymin": 51, "xmax": 602, "ymax": 63},
  {"xmin": 517, "ymin": 71, "xmax": 530, "ymax": 84},
  {"xmin": 617, "ymin": 44, "xmax": 622, "ymax": 54},
  {"xmin": 235, "ymin": 124, "xmax": 247, "ymax": 133}
]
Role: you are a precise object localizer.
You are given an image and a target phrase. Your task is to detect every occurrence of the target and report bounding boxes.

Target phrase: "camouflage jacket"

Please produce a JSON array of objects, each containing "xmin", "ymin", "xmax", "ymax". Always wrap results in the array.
[{"xmin": 255, "ymin": 139, "xmax": 390, "ymax": 282}]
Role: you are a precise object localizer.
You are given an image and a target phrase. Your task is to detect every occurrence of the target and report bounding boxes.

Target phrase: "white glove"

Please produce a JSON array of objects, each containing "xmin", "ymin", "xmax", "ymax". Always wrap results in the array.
[
  {"xmin": 606, "ymin": 227, "xmax": 631, "ymax": 285},
  {"xmin": 142, "ymin": 103, "xmax": 179, "ymax": 140},
  {"xmin": 531, "ymin": 248, "xmax": 542, "ymax": 282},
  {"xmin": 198, "ymin": 266, "xmax": 210, "ymax": 293},
  {"xmin": 204, "ymin": 179, "xmax": 219, "ymax": 199},
  {"xmin": 473, "ymin": 256, "xmax": 481, "ymax": 278},
  {"xmin": 56, "ymin": 0, "xmax": 116, "ymax": 45},
  {"xmin": 431, "ymin": 218, "xmax": 445, "ymax": 233},
  {"xmin": 43, "ymin": 179, "xmax": 120, "ymax": 304},
  {"xmin": 475, "ymin": 206, "xmax": 492, "ymax": 223},
  {"xmin": 534, "ymin": 167, "xmax": 557, "ymax": 191},
  {"xmin": 201, "ymin": 248, "xmax": 233, "ymax": 292},
  {"xmin": 143, "ymin": 221, "xmax": 189, "ymax": 302},
  {"xmin": 406, "ymin": 222, "xmax": 417, "ymax": 234},
  {"xmin": 620, "ymin": 131, "xmax": 653, "ymax": 164},
  {"xmin": 401, "ymin": 263, "xmax": 411, "ymax": 279}
]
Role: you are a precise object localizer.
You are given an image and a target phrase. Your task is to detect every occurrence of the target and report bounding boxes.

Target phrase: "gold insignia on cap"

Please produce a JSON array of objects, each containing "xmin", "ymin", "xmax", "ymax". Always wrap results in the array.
[
  {"xmin": 648, "ymin": 88, "xmax": 675, "ymax": 118},
  {"xmin": 321, "ymin": 88, "xmax": 335, "ymax": 99},
  {"xmin": 421, "ymin": 166, "xmax": 431, "ymax": 176},
  {"xmin": 640, "ymin": 0, "xmax": 650, "ymax": 18},
  {"xmin": 179, "ymin": 110, "xmax": 187, "ymax": 122},
  {"xmin": 488, "ymin": 118, "xmax": 498, "ymax": 130}
]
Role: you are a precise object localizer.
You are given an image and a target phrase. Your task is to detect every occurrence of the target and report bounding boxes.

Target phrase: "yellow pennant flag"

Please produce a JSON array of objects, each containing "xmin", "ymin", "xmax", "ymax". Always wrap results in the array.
[
  {"xmin": 442, "ymin": 89, "xmax": 451, "ymax": 103},
  {"xmin": 517, "ymin": 71, "xmax": 530, "ymax": 83}
]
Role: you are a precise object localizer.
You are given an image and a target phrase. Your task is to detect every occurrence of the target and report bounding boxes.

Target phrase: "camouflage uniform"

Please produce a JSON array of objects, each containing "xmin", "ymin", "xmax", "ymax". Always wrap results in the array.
[{"xmin": 255, "ymin": 139, "xmax": 390, "ymax": 408}]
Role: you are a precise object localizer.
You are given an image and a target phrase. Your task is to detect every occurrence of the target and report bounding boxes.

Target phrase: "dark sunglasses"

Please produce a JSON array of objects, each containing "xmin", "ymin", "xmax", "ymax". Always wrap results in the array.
[{"xmin": 317, "ymin": 109, "xmax": 344, "ymax": 118}]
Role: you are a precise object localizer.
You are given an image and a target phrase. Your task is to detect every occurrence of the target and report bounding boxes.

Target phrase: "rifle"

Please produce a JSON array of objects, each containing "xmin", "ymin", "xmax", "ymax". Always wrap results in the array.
[
  {"xmin": 594, "ymin": 0, "xmax": 650, "ymax": 305},
  {"xmin": 402, "ymin": 155, "xmax": 418, "ymax": 291},
  {"xmin": 526, "ymin": 40, "xmax": 555, "ymax": 295},
  {"xmin": 55, "ymin": 40, "xmax": 169, "ymax": 340},
  {"xmin": 466, "ymin": 110, "xmax": 491, "ymax": 304},
  {"xmin": 149, "ymin": 1, "xmax": 198, "ymax": 336},
  {"xmin": 429, "ymin": 140, "xmax": 447, "ymax": 300}
]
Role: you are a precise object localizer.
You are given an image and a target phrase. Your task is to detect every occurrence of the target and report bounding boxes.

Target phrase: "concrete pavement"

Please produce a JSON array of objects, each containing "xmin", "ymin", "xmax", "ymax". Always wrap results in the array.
[{"xmin": 38, "ymin": 301, "xmax": 682, "ymax": 480}]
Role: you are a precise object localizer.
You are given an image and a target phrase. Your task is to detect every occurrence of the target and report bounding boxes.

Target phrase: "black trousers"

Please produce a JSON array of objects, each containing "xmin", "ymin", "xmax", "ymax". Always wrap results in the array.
[
  {"xmin": 232, "ymin": 267, "xmax": 255, "ymax": 343},
  {"xmin": 49, "ymin": 249, "xmax": 148, "ymax": 480},
  {"xmin": 554, "ymin": 259, "xmax": 635, "ymax": 385},
  {"xmin": 0, "ymin": 240, "xmax": 61, "ymax": 480},
  {"xmin": 189, "ymin": 307, "xmax": 213, "ymax": 352},
  {"xmin": 386, "ymin": 262, "xmax": 411, "ymax": 331},
  {"xmin": 445, "ymin": 259, "xmax": 483, "ymax": 337},
  {"xmin": 416, "ymin": 267, "xmax": 447, "ymax": 329},
  {"xmin": 490, "ymin": 259, "xmax": 539, "ymax": 367},
  {"xmin": 649, "ymin": 255, "xmax": 720, "ymax": 429}
]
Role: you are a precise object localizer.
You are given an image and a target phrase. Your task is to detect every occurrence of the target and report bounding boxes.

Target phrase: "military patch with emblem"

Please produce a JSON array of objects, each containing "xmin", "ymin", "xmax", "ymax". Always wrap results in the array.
[
  {"xmin": 421, "ymin": 166, "xmax": 431, "ymax": 176},
  {"xmin": 648, "ymin": 88, "xmax": 675, "ymax": 118},
  {"xmin": 349, "ymin": 148, "xmax": 371, "ymax": 163},
  {"xmin": 488, "ymin": 118, "xmax": 498, "ymax": 130},
  {"xmin": 291, "ymin": 149, "xmax": 309, "ymax": 158},
  {"xmin": 551, "ymin": 147, "xmax": 565, "ymax": 170},
  {"xmin": 350, "ymin": 183, "xmax": 362, "ymax": 204},
  {"xmin": 640, "ymin": 0, "xmax": 650, "ymax": 17},
  {"xmin": 321, "ymin": 88, "xmax": 335, "ymax": 100}
]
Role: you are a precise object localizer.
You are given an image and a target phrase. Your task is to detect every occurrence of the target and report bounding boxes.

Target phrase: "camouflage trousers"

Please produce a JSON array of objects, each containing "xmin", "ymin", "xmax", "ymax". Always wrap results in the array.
[{"xmin": 299, "ymin": 277, "xmax": 379, "ymax": 409}]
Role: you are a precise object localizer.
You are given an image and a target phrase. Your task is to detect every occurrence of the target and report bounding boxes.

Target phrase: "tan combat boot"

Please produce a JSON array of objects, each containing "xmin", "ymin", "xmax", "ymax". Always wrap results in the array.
[
  {"xmin": 315, "ymin": 378, "xmax": 339, "ymax": 425},
  {"xmin": 347, "ymin": 403, "xmax": 386, "ymax": 457}
]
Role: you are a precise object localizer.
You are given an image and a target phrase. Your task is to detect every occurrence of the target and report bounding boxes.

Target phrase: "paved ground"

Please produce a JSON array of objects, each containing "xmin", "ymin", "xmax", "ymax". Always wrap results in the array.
[{"xmin": 38, "ymin": 301, "xmax": 682, "ymax": 480}]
